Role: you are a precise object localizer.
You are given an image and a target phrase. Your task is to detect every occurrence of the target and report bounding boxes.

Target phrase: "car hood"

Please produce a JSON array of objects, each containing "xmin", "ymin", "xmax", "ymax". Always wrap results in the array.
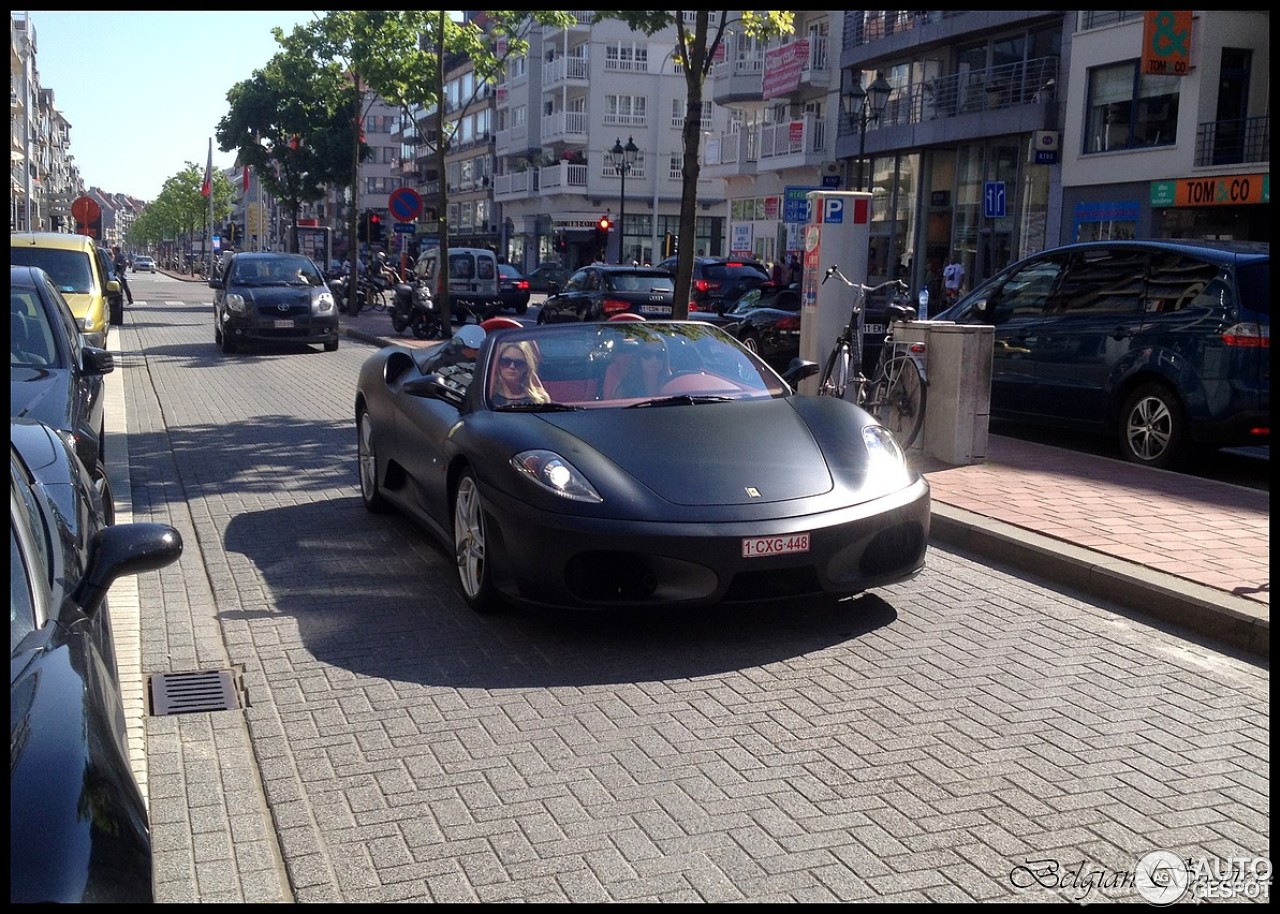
[
  {"xmin": 235, "ymin": 285, "xmax": 315, "ymax": 305},
  {"xmin": 537, "ymin": 398, "xmax": 836, "ymax": 506},
  {"xmin": 11, "ymin": 370, "xmax": 72, "ymax": 429}
]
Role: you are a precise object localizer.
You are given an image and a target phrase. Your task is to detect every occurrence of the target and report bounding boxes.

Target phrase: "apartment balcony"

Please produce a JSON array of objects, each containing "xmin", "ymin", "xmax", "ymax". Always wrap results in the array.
[
  {"xmin": 494, "ymin": 169, "xmax": 538, "ymax": 202},
  {"xmin": 1195, "ymin": 115, "xmax": 1270, "ymax": 168},
  {"xmin": 541, "ymin": 110, "xmax": 590, "ymax": 146},
  {"xmin": 538, "ymin": 161, "xmax": 589, "ymax": 195},
  {"xmin": 495, "ymin": 123, "xmax": 529, "ymax": 156},
  {"xmin": 701, "ymin": 130, "xmax": 757, "ymax": 179},
  {"xmin": 711, "ymin": 48, "xmax": 765, "ymax": 106},
  {"xmin": 758, "ymin": 114, "xmax": 828, "ymax": 170},
  {"xmin": 543, "ymin": 55, "xmax": 589, "ymax": 90},
  {"xmin": 544, "ymin": 11, "xmax": 591, "ymax": 33}
]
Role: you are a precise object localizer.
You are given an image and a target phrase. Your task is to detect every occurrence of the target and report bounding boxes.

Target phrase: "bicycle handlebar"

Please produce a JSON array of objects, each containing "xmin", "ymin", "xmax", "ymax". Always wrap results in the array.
[{"xmin": 822, "ymin": 264, "xmax": 908, "ymax": 296}]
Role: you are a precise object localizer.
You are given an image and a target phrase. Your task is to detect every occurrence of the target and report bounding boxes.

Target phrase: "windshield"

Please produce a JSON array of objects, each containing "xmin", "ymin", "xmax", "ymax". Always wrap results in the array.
[
  {"xmin": 10, "ymin": 248, "xmax": 94, "ymax": 295},
  {"xmin": 486, "ymin": 322, "xmax": 787, "ymax": 409}
]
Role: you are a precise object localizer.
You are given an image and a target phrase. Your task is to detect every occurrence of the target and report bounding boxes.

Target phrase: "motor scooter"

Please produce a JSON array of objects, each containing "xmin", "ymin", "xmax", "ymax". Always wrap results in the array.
[{"xmin": 391, "ymin": 278, "xmax": 442, "ymax": 339}]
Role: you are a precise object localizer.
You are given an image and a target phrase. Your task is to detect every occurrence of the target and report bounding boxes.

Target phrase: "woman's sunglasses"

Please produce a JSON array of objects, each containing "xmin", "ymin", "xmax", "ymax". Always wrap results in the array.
[{"xmin": 499, "ymin": 356, "xmax": 527, "ymax": 370}]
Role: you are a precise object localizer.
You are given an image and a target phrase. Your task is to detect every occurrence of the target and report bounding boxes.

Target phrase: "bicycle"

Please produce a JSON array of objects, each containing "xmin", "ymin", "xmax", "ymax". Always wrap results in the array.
[{"xmin": 818, "ymin": 264, "xmax": 929, "ymax": 450}]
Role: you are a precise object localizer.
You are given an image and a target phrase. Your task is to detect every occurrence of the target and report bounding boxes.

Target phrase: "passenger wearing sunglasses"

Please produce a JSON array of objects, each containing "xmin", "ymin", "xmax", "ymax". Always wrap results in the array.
[
  {"xmin": 491, "ymin": 340, "xmax": 550, "ymax": 406},
  {"xmin": 612, "ymin": 340, "xmax": 672, "ymax": 399}
]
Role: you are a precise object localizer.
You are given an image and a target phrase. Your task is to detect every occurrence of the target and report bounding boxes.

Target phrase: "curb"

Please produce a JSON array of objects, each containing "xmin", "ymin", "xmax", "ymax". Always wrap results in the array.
[{"xmin": 929, "ymin": 503, "xmax": 1269, "ymax": 661}]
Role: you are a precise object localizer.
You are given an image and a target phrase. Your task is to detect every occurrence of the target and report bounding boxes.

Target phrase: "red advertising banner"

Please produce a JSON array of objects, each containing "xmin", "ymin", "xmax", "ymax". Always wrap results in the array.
[{"xmin": 762, "ymin": 39, "xmax": 809, "ymax": 100}]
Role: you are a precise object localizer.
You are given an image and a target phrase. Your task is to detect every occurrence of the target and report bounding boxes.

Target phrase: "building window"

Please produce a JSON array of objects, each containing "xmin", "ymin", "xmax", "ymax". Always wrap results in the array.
[
  {"xmin": 1085, "ymin": 61, "xmax": 1179, "ymax": 153},
  {"xmin": 605, "ymin": 41, "xmax": 648, "ymax": 72},
  {"xmin": 604, "ymin": 95, "xmax": 647, "ymax": 127}
]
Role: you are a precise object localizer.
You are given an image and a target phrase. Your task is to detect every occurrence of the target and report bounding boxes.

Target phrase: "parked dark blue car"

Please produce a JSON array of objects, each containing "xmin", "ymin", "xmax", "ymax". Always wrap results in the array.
[
  {"xmin": 933, "ymin": 239, "xmax": 1270, "ymax": 468},
  {"xmin": 10, "ymin": 419, "xmax": 183, "ymax": 902}
]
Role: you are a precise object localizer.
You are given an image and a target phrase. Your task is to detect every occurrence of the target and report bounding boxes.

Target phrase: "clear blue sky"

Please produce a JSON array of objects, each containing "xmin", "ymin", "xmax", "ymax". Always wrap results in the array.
[{"xmin": 24, "ymin": 11, "xmax": 318, "ymax": 201}]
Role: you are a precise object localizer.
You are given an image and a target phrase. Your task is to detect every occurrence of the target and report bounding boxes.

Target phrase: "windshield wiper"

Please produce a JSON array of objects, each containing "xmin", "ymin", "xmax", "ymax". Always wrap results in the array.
[
  {"xmin": 626, "ymin": 395, "xmax": 734, "ymax": 408},
  {"xmin": 493, "ymin": 402, "xmax": 585, "ymax": 412}
]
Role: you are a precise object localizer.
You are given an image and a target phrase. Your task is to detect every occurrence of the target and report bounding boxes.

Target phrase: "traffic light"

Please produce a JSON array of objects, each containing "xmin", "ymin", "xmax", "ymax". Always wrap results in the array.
[
  {"xmin": 662, "ymin": 232, "xmax": 678, "ymax": 258},
  {"xmin": 597, "ymin": 215, "xmax": 612, "ymax": 233},
  {"xmin": 369, "ymin": 212, "xmax": 382, "ymax": 243}
]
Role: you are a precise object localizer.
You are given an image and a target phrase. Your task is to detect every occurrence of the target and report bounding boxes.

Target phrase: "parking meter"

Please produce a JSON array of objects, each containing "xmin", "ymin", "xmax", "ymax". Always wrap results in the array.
[{"xmin": 797, "ymin": 191, "xmax": 871, "ymax": 394}]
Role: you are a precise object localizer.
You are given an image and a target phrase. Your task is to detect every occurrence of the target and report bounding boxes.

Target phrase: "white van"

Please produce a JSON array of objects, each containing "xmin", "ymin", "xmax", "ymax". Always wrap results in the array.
[{"xmin": 413, "ymin": 247, "xmax": 499, "ymax": 315}]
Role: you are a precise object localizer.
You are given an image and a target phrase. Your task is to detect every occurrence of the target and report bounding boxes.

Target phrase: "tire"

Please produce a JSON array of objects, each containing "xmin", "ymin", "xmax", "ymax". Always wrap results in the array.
[
  {"xmin": 324, "ymin": 339, "xmax": 339, "ymax": 352},
  {"xmin": 516, "ymin": 301, "xmax": 528, "ymax": 315},
  {"xmin": 740, "ymin": 332, "xmax": 761, "ymax": 356},
  {"xmin": 871, "ymin": 355, "xmax": 927, "ymax": 450},
  {"xmin": 356, "ymin": 408, "xmax": 389, "ymax": 513},
  {"xmin": 410, "ymin": 311, "xmax": 440, "ymax": 340},
  {"xmin": 220, "ymin": 326, "xmax": 237, "ymax": 353},
  {"xmin": 817, "ymin": 343, "xmax": 852, "ymax": 399},
  {"xmin": 92, "ymin": 459, "xmax": 116, "ymax": 527},
  {"xmin": 453, "ymin": 470, "xmax": 499, "ymax": 613},
  {"xmin": 391, "ymin": 311, "xmax": 409, "ymax": 334},
  {"xmin": 371, "ymin": 290, "xmax": 388, "ymax": 312},
  {"xmin": 1119, "ymin": 382, "xmax": 1187, "ymax": 469}
]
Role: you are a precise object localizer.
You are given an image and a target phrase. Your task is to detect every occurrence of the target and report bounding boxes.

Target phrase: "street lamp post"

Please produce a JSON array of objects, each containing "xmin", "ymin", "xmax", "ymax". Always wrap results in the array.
[
  {"xmin": 608, "ymin": 136, "xmax": 639, "ymax": 264},
  {"xmin": 842, "ymin": 71, "xmax": 893, "ymax": 192}
]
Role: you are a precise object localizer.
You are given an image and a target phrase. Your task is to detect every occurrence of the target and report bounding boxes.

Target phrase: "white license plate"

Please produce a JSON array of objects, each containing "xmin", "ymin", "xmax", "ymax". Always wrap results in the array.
[
  {"xmin": 639, "ymin": 305, "xmax": 672, "ymax": 315},
  {"xmin": 273, "ymin": 319, "xmax": 296, "ymax": 328},
  {"xmin": 742, "ymin": 533, "xmax": 810, "ymax": 558},
  {"xmin": 864, "ymin": 323, "xmax": 884, "ymax": 336}
]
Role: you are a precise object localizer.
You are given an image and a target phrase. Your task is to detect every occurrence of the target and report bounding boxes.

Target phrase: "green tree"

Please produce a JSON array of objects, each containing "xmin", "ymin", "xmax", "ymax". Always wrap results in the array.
[
  {"xmin": 594, "ymin": 11, "xmax": 794, "ymax": 318},
  {"xmin": 136, "ymin": 164, "xmax": 236, "ymax": 269},
  {"xmin": 294, "ymin": 10, "xmax": 573, "ymax": 329},
  {"xmin": 216, "ymin": 39, "xmax": 359, "ymax": 255}
]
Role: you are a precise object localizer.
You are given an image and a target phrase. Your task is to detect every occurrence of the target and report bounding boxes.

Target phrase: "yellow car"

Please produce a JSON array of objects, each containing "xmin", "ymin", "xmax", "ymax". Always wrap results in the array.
[{"xmin": 10, "ymin": 232, "xmax": 119, "ymax": 348}]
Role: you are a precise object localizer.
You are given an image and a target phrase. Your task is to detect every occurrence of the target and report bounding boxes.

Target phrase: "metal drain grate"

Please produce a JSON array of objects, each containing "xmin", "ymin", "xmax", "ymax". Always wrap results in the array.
[{"xmin": 150, "ymin": 669, "xmax": 240, "ymax": 715}]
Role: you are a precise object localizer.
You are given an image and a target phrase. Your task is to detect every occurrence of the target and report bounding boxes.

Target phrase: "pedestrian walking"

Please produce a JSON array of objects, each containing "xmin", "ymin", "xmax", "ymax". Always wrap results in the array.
[
  {"xmin": 113, "ymin": 245, "xmax": 134, "ymax": 303},
  {"xmin": 943, "ymin": 252, "xmax": 965, "ymax": 304}
]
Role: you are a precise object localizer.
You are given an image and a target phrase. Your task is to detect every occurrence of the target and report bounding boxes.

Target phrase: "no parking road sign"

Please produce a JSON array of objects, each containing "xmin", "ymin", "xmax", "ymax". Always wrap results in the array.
[{"xmin": 388, "ymin": 187, "xmax": 422, "ymax": 222}]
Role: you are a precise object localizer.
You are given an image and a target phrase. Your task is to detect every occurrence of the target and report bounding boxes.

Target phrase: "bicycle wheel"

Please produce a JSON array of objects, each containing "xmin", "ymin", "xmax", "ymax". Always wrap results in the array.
[
  {"xmin": 817, "ymin": 342, "xmax": 853, "ymax": 399},
  {"xmin": 870, "ymin": 355, "xmax": 927, "ymax": 449},
  {"xmin": 371, "ymin": 289, "xmax": 388, "ymax": 311}
]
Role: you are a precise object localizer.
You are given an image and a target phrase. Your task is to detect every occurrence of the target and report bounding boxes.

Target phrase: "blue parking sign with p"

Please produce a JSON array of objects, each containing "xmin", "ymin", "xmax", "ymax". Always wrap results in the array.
[{"xmin": 824, "ymin": 198, "xmax": 844, "ymax": 223}]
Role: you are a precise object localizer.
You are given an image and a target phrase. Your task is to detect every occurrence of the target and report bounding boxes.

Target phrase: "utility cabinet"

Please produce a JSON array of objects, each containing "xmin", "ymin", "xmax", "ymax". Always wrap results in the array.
[{"xmin": 895, "ymin": 321, "xmax": 994, "ymax": 465}]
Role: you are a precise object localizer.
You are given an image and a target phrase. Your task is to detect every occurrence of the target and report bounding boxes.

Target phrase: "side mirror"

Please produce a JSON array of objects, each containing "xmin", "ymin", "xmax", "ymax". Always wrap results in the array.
[
  {"xmin": 81, "ymin": 346, "xmax": 115, "ymax": 376},
  {"xmin": 208, "ymin": 277, "xmax": 223, "ymax": 290}
]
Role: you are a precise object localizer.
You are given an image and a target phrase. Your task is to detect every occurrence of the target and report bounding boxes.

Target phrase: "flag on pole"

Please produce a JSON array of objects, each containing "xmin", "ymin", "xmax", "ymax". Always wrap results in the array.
[
  {"xmin": 201, "ymin": 138, "xmax": 213, "ymax": 198},
  {"xmin": 243, "ymin": 163, "xmax": 251, "ymax": 192}
]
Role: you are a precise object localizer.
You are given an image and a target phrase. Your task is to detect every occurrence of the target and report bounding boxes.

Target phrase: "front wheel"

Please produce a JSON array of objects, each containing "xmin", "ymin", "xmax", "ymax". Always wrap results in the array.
[
  {"xmin": 1119, "ymin": 382, "xmax": 1187, "ymax": 469},
  {"xmin": 453, "ymin": 470, "xmax": 500, "ymax": 613},
  {"xmin": 356, "ymin": 408, "xmax": 389, "ymax": 513},
  {"xmin": 870, "ymin": 355, "xmax": 927, "ymax": 450},
  {"xmin": 817, "ymin": 343, "xmax": 852, "ymax": 399},
  {"xmin": 410, "ymin": 310, "xmax": 441, "ymax": 340}
]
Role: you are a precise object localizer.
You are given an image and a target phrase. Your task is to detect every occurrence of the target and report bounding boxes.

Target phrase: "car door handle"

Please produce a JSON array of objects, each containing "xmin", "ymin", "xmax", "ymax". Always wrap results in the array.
[{"xmin": 1110, "ymin": 326, "xmax": 1135, "ymax": 340}]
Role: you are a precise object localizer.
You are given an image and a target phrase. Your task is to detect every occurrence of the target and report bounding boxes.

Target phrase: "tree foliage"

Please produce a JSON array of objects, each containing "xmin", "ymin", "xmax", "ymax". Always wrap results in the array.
[
  {"xmin": 130, "ymin": 164, "xmax": 235, "ymax": 256},
  {"xmin": 216, "ymin": 35, "xmax": 360, "ymax": 253},
  {"xmin": 593, "ymin": 11, "xmax": 795, "ymax": 319}
]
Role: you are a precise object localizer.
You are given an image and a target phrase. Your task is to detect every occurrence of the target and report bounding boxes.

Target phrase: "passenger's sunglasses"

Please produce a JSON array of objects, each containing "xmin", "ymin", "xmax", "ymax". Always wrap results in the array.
[{"xmin": 499, "ymin": 356, "xmax": 528, "ymax": 370}]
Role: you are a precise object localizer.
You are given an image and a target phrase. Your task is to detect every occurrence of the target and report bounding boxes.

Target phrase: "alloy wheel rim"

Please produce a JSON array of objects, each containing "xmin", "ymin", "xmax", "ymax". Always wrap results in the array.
[
  {"xmin": 454, "ymin": 478, "xmax": 485, "ymax": 598},
  {"xmin": 358, "ymin": 416, "xmax": 377, "ymax": 498},
  {"xmin": 1127, "ymin": 396, "xmax": 1172, "ymax": 461}
]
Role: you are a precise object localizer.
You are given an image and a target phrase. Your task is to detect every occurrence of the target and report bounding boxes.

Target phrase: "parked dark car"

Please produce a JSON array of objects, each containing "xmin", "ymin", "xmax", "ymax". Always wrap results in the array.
[
  {"xmin": 536, "ymin": 265, "xmax": 676, "ymax": 323},
  {"xmin": 655, "ymin": 255, "xmax": 772, "ymax": 315},
  {"xmin": 497, "ymin": 263, "xmax": 531, "ymax": 314},
  {"xmin": 933, "ymin": 239, "xmax": 1271, "ymax": 468},
  {"xmin": 10, "ymin": 418, "xmax": 184, "ymax": 903},
  {"xmin": 354, "ymin": 320, "xmax": 929, "ymax": 613},
  {"xmin": 210, "ymin": 251, "xmax": 339, "ymax": 353},
  {"xmin": 524, "ymin": 262, "xmax": 572, "ymax": 294},
  {"xmin": 704, "ymin": 281, "xmax": 803, "ymax": 373},
  {"xmin": 10, "ymin": 264, "xmax": 116, "ymax": 523}
]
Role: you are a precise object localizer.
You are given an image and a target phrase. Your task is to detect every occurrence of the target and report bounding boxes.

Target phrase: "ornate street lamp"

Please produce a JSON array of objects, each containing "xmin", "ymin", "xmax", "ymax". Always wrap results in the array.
[
  {"xmin": 842, "ymin": 71, "xmax": 892, "ymax": 192},
  {"xmin": 608, "ymin": 136, "xmax": 639, "ymax": 264}
]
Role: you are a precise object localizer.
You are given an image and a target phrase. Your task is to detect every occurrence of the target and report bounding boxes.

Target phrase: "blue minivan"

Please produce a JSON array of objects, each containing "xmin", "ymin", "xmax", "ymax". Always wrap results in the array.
[{"xmin": 933, "ymin": 240, "xmax": 1269, "ymax": 468}]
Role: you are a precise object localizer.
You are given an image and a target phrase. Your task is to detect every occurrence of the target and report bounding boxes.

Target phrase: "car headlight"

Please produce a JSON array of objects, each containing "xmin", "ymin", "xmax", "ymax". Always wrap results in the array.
[
  {"xmin": 511, "ymin": 450, "xmax": 603, "ymax": 503},
  {"xmin": 225, "ymin": 292, "xmax": 247, "ymax": 313},
  {"xmin": 315, "ymin": 290, "xmax": 335, "ymax": 313},
  {"xmin": 862, "ymin": 425, "xmax": 911, "ymax": 487}
]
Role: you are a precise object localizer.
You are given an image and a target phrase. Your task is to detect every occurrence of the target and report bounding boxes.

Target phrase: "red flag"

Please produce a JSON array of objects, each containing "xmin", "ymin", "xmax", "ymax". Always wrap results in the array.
[
  {"xmin": 200, "ymin": 138, "xmax": 213, "ymax": 198},
  {"xmin": 243, "ymin": 164, "xmax": 251, "ymax": 192}
]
